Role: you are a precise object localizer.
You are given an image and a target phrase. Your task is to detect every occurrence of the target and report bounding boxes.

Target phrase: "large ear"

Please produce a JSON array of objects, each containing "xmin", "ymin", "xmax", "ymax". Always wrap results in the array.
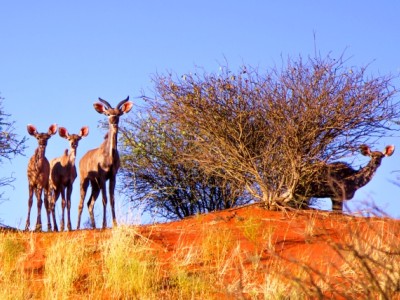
[
  {"xmin": 48, "ymin": 124, "xmax": 58, "ymax": 135},
  {"xmin": 121, "ymin": 101, "xmax": 133, "ymax": 114},
  {"xmin": 80, "ymin": 126, "xmax": 89, "ymax": 137},
  {"xmin": 93, "ymin": 103, "xmax": 107, "ymax": 114},
  {"xmin": 58, "ymin": 127, "xmax": 69, "ymax": 139},
  {"xmin": 383, "ymin": 145, "xmax": 395, "ymax": 157},
  {"xmin": 27, "ymin": 124, "xmax": 37, "ymax": 136},
  {"xmin": 359, "ymin": 144, "xmax": 371, "ymax": 156}
]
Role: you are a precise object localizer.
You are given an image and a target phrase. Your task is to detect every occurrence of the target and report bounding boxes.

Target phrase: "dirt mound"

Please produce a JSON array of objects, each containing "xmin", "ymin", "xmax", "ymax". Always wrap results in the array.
[{"xmin": 2, "ymin": 204, "xmax": 400, "ymax": 299}]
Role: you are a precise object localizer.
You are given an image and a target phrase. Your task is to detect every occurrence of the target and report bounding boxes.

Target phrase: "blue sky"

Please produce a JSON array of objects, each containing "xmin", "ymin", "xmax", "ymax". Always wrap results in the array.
[{"xmin": 1, "ymin": 1, "xmax": 400, "ymax": 229}]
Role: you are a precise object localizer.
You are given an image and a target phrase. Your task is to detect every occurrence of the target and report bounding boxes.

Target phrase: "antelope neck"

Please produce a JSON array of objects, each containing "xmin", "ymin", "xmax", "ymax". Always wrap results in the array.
[
  {"xmin": 69, "ymin": 147, "xmax": 77, "ymax": 161},
  {"xmin": 104, "ymin": 123, "xmax": 118, "ymax": 159},
  {"xmin": 34, "ymin": 146, "xmax": 47, "ymax": 172},
  {"xmin": 36, "ymin": 145, "xmax": 46, "ymax": 160},
  {"xmin": 352, "ymin": 155, "xmax": 383, "ymax": 188}
]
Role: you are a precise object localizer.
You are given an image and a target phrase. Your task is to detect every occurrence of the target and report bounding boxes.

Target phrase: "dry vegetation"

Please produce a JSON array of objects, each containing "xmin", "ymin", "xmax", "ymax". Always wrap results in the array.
[
  {"xmin": 1, "ymin": 204, "xmax": 400, "ymax": 299},
  {"xmin": 120, "ymin": 55, "xmax": 400, "ymax": 221}
]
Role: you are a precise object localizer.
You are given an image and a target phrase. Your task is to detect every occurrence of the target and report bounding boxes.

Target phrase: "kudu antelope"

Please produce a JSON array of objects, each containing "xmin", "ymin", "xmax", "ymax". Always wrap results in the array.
[
  {"xmin": 26, "ymin": 124, "xmax": 57, "ymax": 231},
  {"xmin": 77, "ymin": 97, "xmax": 132, "ymax": 229},
  {"xmin": 295, "ymin": 144, "xmax": 395, "ymax": 212},
  {"xmin": 49, "ymin": 126, "xmax": 89, "ymax": 231}
]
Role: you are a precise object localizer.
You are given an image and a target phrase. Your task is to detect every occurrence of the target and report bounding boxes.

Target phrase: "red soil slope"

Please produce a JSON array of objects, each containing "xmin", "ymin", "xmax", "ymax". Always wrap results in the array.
[{"xmin": 6, "ymin": 204, "xmax": 400, "ymax": 299}]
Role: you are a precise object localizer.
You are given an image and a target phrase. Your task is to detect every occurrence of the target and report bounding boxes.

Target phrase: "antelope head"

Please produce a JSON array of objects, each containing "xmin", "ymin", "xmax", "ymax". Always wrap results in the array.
[
  {"xmin": 27, "ymin": 124, "xmax": 58, "ymax": 158},
  {"xmin": 58, "ymin": 126, "xmax": 89, "ymax": 151},
  {"xmin": 93, "ymin": 96, "xmax": 133, "ymax": 127}
]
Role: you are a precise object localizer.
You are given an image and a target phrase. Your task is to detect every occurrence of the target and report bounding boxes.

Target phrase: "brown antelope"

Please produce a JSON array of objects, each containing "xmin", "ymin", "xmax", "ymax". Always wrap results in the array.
[
  {"xmin": 26, "ymin": 124, "xmax": 57, "ymax": 231},
  {"xmin": 77, "ymin": 96, "xmax": 132, "ymax": 229},
  {"xmin": 295, "ymin": 144, "xmax": 395, "ymax": 211},
  {"xmin": 49, "ymin": 126, "xmax": 89, "ymax": 231}
]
